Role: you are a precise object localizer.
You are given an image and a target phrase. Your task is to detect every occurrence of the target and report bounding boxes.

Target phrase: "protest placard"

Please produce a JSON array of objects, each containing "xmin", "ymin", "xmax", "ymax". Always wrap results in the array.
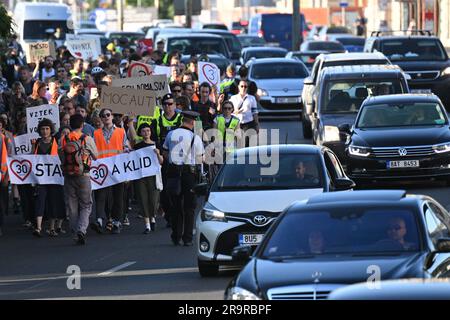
[
  {"xmin": 89, "ymin": 146, "xmax": 161, "ymax": 190},
  {"xmin": 26, "ymin": 104, "xmax": 60, "ymax": 139},
  {"xmin": 26, "ymin": 42, "xmax": 55, "ymax": 62},
  {"xmin": 111, "ymin": 74, "xmax": 169, "ymax": 105},
  {"xmin": 100, "ymin": 86, "xmax": 157, "ymax": 115},
  {"xmin": 14, "ymin": 134, "xmax": 33, "ymax": 155},
  {"xmin": 7, "ymin": 155, "xmax": 64, "ymax": 185},
  {"xmin": 153, "ymin": 65, "xmax": 171, "ymax": 78},
  {"xmin": 7, "ymin": 147, "xmax": 161, "ymax": 190},
  {"xmin": 66, "ymin": 39, "xmax": 100, "ymax": 60},
  {"xmin": 66, "ymin": 34, "xmax": 102, "ymax": 55},
  {"xmin": 198, "ymin": 61, "xmax": 221, "ymax": 92},
  {"xmin": 127, "ymin": 61, "xmax": 153, "ymax": 77}
]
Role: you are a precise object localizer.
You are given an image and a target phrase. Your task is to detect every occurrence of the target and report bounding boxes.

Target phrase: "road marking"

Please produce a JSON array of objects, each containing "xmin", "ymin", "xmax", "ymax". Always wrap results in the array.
[{"xmin": 98, "ymin": 261, "xmax": 136, "ymax": 276}]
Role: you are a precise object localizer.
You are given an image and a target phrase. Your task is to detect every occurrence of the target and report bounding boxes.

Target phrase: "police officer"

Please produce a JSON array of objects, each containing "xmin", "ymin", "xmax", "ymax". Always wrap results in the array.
[{"xmin": 162, "ymin": 111, "xmax": 204, "ymax": 246}]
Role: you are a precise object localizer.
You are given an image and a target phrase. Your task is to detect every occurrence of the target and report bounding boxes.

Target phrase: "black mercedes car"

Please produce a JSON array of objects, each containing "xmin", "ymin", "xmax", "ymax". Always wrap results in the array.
[
  {"xmin": 224, "ymin": 190, "xmax": 450, "ymax": 300},
  {"xmin": 342, "ymin": 94, "xmax": 450, "ymax": 183}
]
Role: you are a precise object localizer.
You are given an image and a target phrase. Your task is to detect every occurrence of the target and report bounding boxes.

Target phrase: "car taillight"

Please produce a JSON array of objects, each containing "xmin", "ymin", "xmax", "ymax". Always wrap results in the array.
[{"xmin": 258, "ymin": 30, "xmax": 264, "ymax": 38}]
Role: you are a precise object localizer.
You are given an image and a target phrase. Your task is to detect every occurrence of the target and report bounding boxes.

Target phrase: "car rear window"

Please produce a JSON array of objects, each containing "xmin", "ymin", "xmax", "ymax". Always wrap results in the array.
[
  {"xmin": 327, "ymin": 26, "xmax": 351, "ymax": 34},
  {"xmin": 251, "ymin": 62, "xmax": 309, "ymax": 79},
  {"xmin": 245, "ymin": 50, "xmax": 287, "ymax": 61},
  {"xmin": 380, "ymin": 39, "xmax": 447, "ymax": 61},
  {"xmin": 308, "ymin": 41, "xmax": 345, "ymax": 51},
  {"xmin": 336, "ymin": 37, "xmax": 366, "ymax": 46},
  {"xmin": 168, "ymin": 38, "xmax": 228, "ymax": 56}
]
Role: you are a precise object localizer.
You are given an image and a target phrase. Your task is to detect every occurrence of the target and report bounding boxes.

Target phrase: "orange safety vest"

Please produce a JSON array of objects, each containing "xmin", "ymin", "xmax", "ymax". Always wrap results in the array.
[
  {"xmin": 94, "ymin": 127, "xmax": 125, "ymax": 159},
  {"xmin": 34, "ymin": 138, "xmax": 59, "ymax": 156},
  {"xmin": 0, "ymin": 133, "xmax": 7, "ymax": 182},
  {"xmin": 62, "ymin": 131, "xmax": 84, "ymax": 148}
]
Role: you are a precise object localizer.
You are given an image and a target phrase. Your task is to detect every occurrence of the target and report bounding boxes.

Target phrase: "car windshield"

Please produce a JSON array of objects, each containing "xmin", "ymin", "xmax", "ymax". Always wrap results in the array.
[
  {"xmin": 23, "ymin": 20, "xmax": 70, "ymax": 40},
  {"xmin": 211, "ymin": 153, "xmax": 324, "ymax": 191},
  {"xmin": 380, "ymin": 39, "xmax": 447, "ymax": 61},
  {"xmin": 245, "ymin": 50, "xmax": 287, "ymax": 61},
  {"xmin": 327, "ymin": 26, "xmax": 351, "ymax": 34},
  {"xmin": 322, "ymin": 80, "xmax": 405, "ymax": 114},
  {"xmin": 251, "ymin": 62, "xmax": 309, "ymax": 79},
  {"xmin": 222, "ymin": 34, "xmax": 242, "ymax": 53},
  {"xmin": 262, "ymin": 209, "xmax": 420, "ymax": 259},
  {"xmin": 239, "ymin": 36, "xmax": 266, "ymax": 47},
  {"xmin": 168, "ymin": 38, "xmax": 229, "ymax": 56},
  {"xmin": 336, "ymin": 37, "xmax": 366, "ymax": 46},
  {"xmin": 307, "ymin": 42, "xmax": 344, "ymax": 51},
  {"xmin": 292, "ymin": 53, "xmax": 320, "ymax": 66},
  {"xmin": 357, "ymin": 102, "xmax": 447, "ymax": 128}
]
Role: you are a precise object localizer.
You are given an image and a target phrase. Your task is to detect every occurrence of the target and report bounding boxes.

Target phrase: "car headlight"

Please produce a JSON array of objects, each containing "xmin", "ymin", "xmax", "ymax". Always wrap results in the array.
[
  {"xmin": 323, "ymin": 125, "xmax": 340, "ymax": 142},
  {"xmin": 349, "ymin": 145, "xmax": 371, "ymax": 157},
  {"xmin": 225, "ymin": 287, "xmax": 261, "ymax": 300},
  {"xmin": 257, "ymin": 88, "xmax": 269, "ymax": 97},
  {"xmin": 433, "ymin": 142, "xmax": 450, "ymax": 153},
  {"xmin": 442, "ymin": 67, "xmax": 450, "ymax": 77},
  {"xmin": 201, "ymin": 208, "xmax": 227, "ymax": 222}
]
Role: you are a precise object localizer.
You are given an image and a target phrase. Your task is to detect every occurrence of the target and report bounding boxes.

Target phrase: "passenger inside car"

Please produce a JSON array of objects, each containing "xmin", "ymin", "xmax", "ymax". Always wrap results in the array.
[
  {"xmin": 308, "ymin": 230, "xmax": 326, "ymax": 254},
  {"xmin": 376, "ymin": 217, "xmax": 418, "ymax": 251}
]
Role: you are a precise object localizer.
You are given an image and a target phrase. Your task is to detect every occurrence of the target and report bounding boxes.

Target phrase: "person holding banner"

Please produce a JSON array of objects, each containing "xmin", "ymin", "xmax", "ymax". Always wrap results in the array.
[
  {"xmin": 61, "ymin": 114, "xmax": 98, "ymax": 245},
  {"xmin": 134, "ymin": 123, "xmax": 163, "ymax": 234},
  {"xmin": 93, "ymin": 108, "xmax": 130, "ymax": 235},
  {"xmin": 31, "ymin": 118, "xmax": 65, "ymax": 238},
  {"xmin": 162, "ymin": 110, "xmax": 204, "ymax": 246}
]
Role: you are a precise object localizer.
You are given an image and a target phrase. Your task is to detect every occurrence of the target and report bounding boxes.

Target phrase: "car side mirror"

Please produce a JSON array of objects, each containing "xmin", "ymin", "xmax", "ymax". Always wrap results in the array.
[
  {"xmin": 334, "ymin": 178, "xmax": 356, "ymax": 191},
  {"xmin": 303, "ymin": 76, "xmax": 313, "ymax": 85},
  {"xmin": 231, "ymin": 245, "xmax": 252, "ymax": 262},
  {"xmin": 192, "ymin": 183, "xmax": 209, "ymax": 196},
  {"xmin": 338, "ymin": 123, "xmax": 352, "ymax": 134},
  {"xmin": 436, "ymin": 238, "xmax": 450, "ymax": 252}
]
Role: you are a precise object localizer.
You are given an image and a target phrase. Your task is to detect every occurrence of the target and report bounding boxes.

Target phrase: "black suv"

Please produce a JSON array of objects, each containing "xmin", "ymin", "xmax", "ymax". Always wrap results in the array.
[{"xmin": 364, "ymin": 31, "xmax": 450, "ymax": 109}]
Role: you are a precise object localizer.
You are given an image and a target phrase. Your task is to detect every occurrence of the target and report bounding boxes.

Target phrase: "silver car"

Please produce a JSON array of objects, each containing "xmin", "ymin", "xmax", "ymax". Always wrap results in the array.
[{"xmin": 247, "ymin": 58, "xmax": 309, "ymax": 118}]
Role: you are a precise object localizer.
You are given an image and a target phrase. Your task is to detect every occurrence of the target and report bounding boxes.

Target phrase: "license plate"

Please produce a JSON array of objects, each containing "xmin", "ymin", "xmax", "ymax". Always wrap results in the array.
[
  {"xmin": 276, "ymin": 97, "xmax": 299, "ymax": 104},
  {"xmin": 387, "ymin": 160, "xmax": 420, "ymax": 168},
  {"xmin": 411, "ymin": 89, "xmax": 432, "ymax": 94},
  {"xmin": 239, "ymin": 234, "xmax": 264, "ymax": 245}
]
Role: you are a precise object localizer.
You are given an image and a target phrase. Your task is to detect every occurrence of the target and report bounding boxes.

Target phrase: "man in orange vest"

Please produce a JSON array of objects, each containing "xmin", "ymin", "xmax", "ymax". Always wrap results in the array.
[
  {"xmin": 93, "ymin": 108, "xmax": 130, "ymax": 234},
  {"xmin": 61, "ymin": 114, "xmax": 98, "ymax": 245}
]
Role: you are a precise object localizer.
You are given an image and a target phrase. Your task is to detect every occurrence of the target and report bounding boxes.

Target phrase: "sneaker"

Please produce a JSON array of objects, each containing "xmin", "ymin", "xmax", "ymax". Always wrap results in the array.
[
  {"xmin": 56, "ymin": 227, "xmax": 66, "ymax": 235},
  {"xmin": 32, "ymin": 229, "xmax": 42, "ymax": 238},
  {"xmin": 122, "ymin": 216, "xmax": 130, "ymax": 226},
  {"xmin": 112, "ymin": 224, "xmax": 121, "ymax": 234},
  {"xmin": 90, "ymin": 222, "xmax": 103, "ymax": 234},
  {"xmin": 150, "ymin": 217, "xmax": 156, "ymax": 231},
  {"xmin": 143, "ymin": 228, "xmax": 151, "ymax": 234},
  {"xmin": 105, "ymin": 221, "xmax": 113, "ymax": 232},
  {"xmin": 77, "ymin": 232, "xmax": 86, "ymax": 245},
  {"xmin": 48, "ymin": 229, "xmax": 58, "ymax": 237},
  {"xmin": 22, "ymin": 221, "xmax": 32, "ymax": 229}
]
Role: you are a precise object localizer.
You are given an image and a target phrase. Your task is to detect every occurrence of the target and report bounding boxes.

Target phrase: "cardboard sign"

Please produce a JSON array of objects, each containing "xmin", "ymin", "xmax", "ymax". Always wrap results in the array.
[
  {"xmin": 100, "ymin": 86, "xmax": 158, "ymax": 115},
  {"xmin": 127, "ymin": 61, "xmax": 153, "ymax": 77},
  {"xmin": 153, "ymin": 65, "xmax": 171, "ymax": 78},
  {"xmin": 26, "ymin": 104, "xmax": 60, "ymax": 139},
  {"xmin": 26, "ymin": 42, "xmax": 55, "ymax": 62},
  {"xmin": 7, "ymin": 155, "xmax": 64, "ymax": 185},
  {"xmin": 66, "ymin": 34, "xmax": 102, "ymax": 55},
  {"xmin": 66, "ymin": 39, "xmax": 100, "ymax": 60},
  {"xmin": 199, "ymin": 61, "xmax": 221, "ymax": 93},
  {"xmin": 14, "ymin": 134, "xmax": 33, "ymax": 155},
  {"xmin": 90, "ymin": 146, "xmax": 161, "ymax": 190},
  {"xmin": 111, "ymin": 74, "xmax": 169, "ymax": 105}
]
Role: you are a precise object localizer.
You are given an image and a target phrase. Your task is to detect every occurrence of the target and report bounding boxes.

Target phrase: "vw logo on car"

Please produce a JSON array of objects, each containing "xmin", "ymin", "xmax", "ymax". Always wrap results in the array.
[
  {"xmin": 253, "ymin": 215, "xmax": 267, "ymax": 225},
  {"xmin": 398, "ymin": 148, "xmax": 408, "ymax": 156}
]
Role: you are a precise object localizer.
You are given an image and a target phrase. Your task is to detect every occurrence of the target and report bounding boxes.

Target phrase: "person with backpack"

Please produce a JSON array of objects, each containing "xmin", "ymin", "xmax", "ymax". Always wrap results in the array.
[
  {"xmin": 31, "ymin": 118, "xmax": 65, "ymax": 238},
  {"xmin": 61, "ymin": 114, "xmax": 98, "ymax": 245}
]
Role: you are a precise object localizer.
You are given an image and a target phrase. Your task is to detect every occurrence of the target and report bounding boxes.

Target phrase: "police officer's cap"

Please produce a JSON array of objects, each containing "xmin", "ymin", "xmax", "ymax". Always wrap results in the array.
[
  {"xmin": 162, "ymin": 93, "xmax": 174, "ymax": 104},
  {"xmin": 181, "ymin": 110, "xmax": 200, "ymax": 120}
]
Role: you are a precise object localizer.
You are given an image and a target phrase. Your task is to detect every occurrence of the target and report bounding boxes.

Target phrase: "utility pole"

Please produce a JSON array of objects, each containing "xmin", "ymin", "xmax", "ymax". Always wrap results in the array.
[
  {"xmin": 155, "ymin": 0, "xmax": 159, "ymax": 19},
  {"xmin": 292, "ymin": 0, "xmax": 301, "ymax": 51},
  {"xmin": 117, "ymin": 0, "xmax": 124, "ymax": 31},
  {"xmin": 185, "ymin": 0, "xmax": 192, "ymax": 28}
]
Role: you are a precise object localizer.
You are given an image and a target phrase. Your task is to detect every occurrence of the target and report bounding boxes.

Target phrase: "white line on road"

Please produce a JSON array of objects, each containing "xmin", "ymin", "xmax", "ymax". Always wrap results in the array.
[{"xmin": 98, "ymin": 261, "xmax": 137, "ymax": 276}]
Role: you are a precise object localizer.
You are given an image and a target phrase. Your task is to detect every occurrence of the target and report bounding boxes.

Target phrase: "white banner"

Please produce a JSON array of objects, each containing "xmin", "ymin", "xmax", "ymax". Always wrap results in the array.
[
  {"xmin": 14, "ymin": 134, "xmax": 33, "ymax": 155},
  {"xmin": 26, "ymin": 104, "xmax": 60, "ymax": 139},
  {"xmin": 198, "ymin": 61, "xmax": 221, "ymax": 93},
  {"xmin": 66, "ymin": 39, "xmax": 100, "ymax": 61},
  {"xmin": 6, "ymin": 147, "xmax": 161, "ymax": 190},
  {"xmin": 66, "ymin": 34, "xmax": 102, "ymax": 55},
  {"xmin": 7, "ymin": 155, "xmax": 64, "ymax": 185},
  {"xmin": 153, "ymin": 65, "xmax": 171, "ymax": 78},
  {"xmin": 90, "ymin": 146, "xmax": 161, "ymax": 190}
]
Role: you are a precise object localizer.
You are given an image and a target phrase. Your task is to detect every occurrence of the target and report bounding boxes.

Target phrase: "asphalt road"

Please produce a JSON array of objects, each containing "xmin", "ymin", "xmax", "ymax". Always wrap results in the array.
[{"xmin": 1, "ymin": 118, "xmax": 449, "ymax": 300}]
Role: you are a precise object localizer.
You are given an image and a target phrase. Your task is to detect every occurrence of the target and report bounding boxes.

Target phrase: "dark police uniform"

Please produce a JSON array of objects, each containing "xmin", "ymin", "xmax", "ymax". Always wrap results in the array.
[{"xmin": 163, "ymin": 111, "xmax": 204, "ymax": 246}]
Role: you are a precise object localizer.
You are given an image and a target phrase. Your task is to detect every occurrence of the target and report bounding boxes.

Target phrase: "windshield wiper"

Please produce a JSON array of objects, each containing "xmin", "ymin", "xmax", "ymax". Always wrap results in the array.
[{"xmin": 265, "ymin": 254, "xmax": 316, "ymax": 262}]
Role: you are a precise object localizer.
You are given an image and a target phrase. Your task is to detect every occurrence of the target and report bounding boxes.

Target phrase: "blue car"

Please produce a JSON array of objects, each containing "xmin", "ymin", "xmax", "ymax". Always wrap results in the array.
[{"xmin": 334, "ymin": 36, "xmax": 366, "ymax": 52}]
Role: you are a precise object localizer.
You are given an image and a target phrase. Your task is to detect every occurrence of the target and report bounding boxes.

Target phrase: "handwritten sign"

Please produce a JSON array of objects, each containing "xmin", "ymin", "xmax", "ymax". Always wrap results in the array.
[
  {"xmin": 26, "ymin": 104, "xmax": 60, "ymax": 139},
  {"xmin": 100, "ymin": 86, "xmax": 158, "ymax": 115},
  {"xmin": 66, "ymin": 34, "xmax": 102, "ymax": 55},
  {"xmin": 14, "ymin": 134, "xmax": 33, "ymax": 155},
  {"xmin": 127, "ymin": 61, "xmax": 153, "ymax": 77},
  {"xmin": 66, "ymin": 39, "xmax": 100, "ymax": 60},
  {"xmin": 26, "ymin": 42, "xmax": 55, "ymax": 62},
  {"xmin": 111, "ymin": 74, "xmax": 169, "ymax": 105},
  {"xmin": 199, "ymin": 61, "xmax": 220, "ymax": 92}
]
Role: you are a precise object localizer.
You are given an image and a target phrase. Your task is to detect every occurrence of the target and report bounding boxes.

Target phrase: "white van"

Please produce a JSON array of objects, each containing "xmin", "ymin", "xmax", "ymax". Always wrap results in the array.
[{"xmin": 13, "ymin": 2, "xmax": 71, "ymax": 52}]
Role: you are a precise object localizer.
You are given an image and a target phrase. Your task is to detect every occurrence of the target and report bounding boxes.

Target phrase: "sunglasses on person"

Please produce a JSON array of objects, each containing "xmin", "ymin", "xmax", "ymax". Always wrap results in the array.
[
  {"xmin": 173, "ymin": 89, "xmax": 181, "ymax": 93},
  {"xmin": 58, "ymin": 69, "xmax": 66, "ymax": 73},
  {"xmin": 101, "ymin": 113, "xmax": 112, "ymax": 118},
  {"xmin": 240, "ymin": 85, "xmax": 248, "ymax": 88}
]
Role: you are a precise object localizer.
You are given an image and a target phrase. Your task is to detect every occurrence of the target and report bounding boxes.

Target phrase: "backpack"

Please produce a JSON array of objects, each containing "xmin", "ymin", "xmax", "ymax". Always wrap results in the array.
[{"xmin": 62, "ymin": 134, "xmax": 91, "ymax": 176}]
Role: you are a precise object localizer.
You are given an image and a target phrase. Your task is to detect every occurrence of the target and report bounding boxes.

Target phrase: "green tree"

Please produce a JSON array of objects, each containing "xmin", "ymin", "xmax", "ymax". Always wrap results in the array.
[
  {"xmin": 158, "ymin": 0, "xmax": 174, "ymax": 19},
  {"xmin": 0, "ymin": 4, "xmax": 14, "ymax": 39}
]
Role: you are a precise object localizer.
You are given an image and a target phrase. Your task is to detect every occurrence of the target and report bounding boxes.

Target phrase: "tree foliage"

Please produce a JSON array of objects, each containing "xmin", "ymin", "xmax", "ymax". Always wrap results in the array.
[{"xmin": 0, "ymin": 4, "xmax": 14, "ymax": 39}]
